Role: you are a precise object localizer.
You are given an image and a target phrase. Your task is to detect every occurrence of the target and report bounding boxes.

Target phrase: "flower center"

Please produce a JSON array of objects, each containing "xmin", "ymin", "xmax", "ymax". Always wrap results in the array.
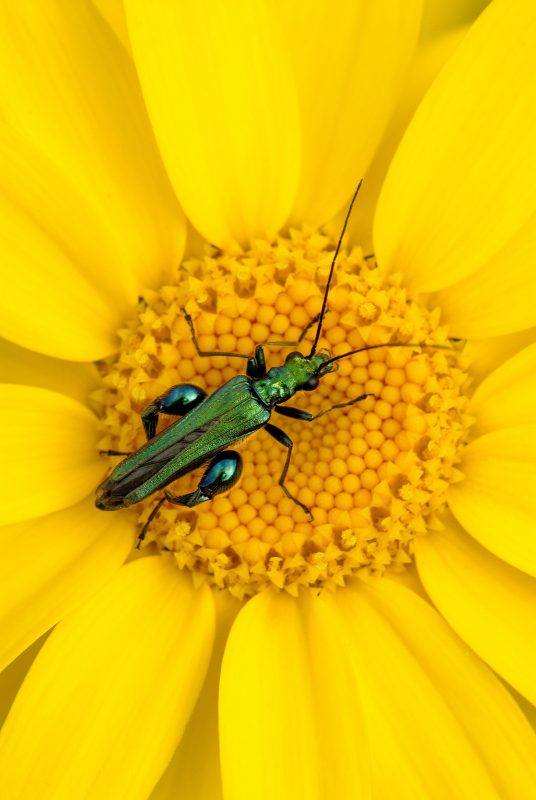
[{"xmin": 94, "ymin": 228, "xmax": 470, "ymax": 599}]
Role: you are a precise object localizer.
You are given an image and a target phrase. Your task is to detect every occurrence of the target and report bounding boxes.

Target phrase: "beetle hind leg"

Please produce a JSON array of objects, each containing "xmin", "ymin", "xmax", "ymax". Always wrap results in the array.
[
  {"xmin": 141, "ymin": 384, "xmax": 207, "ymax": 440},
  {"xmin": 166, "ymin": 451, "xmax": 243, "ymax": 508},
  {"xmin": 136, "ymin": 452, "xmax": 242, "ymax": 548}
]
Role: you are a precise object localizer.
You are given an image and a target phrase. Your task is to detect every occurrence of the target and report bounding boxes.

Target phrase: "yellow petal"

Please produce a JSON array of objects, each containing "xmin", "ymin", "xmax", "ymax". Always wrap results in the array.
[
  {"xmin": 344, "ymin": 580, "xmax": 536, "ymax": 800},
  {"xmin": 0, "ymin": 557, "xmax": 215, "ymax": 799},
  {"xmin": 0, "ymin": 125, "xmax": 131, "ymax": 360},
  {"xmin": 448, "ymin": 424, "xmax": 536, "ymax": 576},
  {"xmin": 508, "ymin": 684, "xmax": 536, "ymax": 733},
  {"xmin": 432, "ymin": 211, "xmax": 536, "ymax": 338},
  {"xmin": 0, "ymin": 497, "xmax": 134, "ymax": 672},
  {"xmin": 464, "ymin": 327, "xmax": 536, "ymax": 386},
  {"xmin": 0, "ymin": 2, "xmax": 185, "ymax": 360},
  {"xmin": 0, "ymin": 637, "xmax": 46, "ymax": 729},
  {"xmin": 0, "ymin": 337, "xmax": 99, "ymax": 406},
  {"xmin": 150, "ymin": 591, "xmax": 240, "ymax": 800},
  {"xmin": 421, "ymin": 0, "xmax": 490, "ymax": 40},
  {"xmin": 415, "ymin": 520, "xmax": 536, "ymax": 705},
  {"xmin": 283, "ymin": 0, "xmax": 421, "ymax": 228},
  {"xmin": 469, "ymin": 341, "xmax": 536, "ymax": 434},
  {"xmin": 336, "ymin": 579, "xmax": 536, "ymax": 799},
  {"xmin": 91, "ymin": 0, "xmax": 131, "ymax": 53},
  {"xmin": 125, "ymin": 0, "xmax": 300, "ymax": 247},
  {"xmin": 0, "ymin": 385, "xmax": 104, "ymax": 525},
  {"xmin": 350, "ymin": 26, "xmax": 467, "ymax": 250},
  {"xmin": 383, "ymin": 561, "xmax": 431, "ymax": 602},
  {"xmin": 219, "ymin": 589, "xmax": 370, "ymax": 800},
  {"xmin": 374, "ymin": 0, "xmax": 536, "ymax": 294}
]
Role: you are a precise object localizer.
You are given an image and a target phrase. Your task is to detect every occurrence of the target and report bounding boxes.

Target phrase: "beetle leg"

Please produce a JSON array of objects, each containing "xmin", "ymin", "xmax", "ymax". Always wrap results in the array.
[
  {"xmin": 307, "ymin": 392, "xmax": 374, "ymax": 420},
  {"xmin": 165, "ymin": 451, "xmax": 243, "ymax": 508},
  {"xmin": 182, "ymin": 307, "xmax": 250, "ymax": 362},
  {"xmin": 136, "ymin": 495, "xmax": 167, "ymax": 548},
  {"xmin": 99, "ymin": 449, "xmax": 134, "ymax": 456},
  {"xmin": 141, "ymin": 384, "xmax": 207, "ymax": 440},
  {"xmin": 274, "ymin": 406, "xmax": 314, "ymax": 421},
  {"xmin": 275, "ymin": 393, "xmax": 374, "ymax": 423},
  {"xmin": 247, "ymin": 345, "xmax": 267, "ymax": 379},
  {"xmin": 264, "ymin": 423, "xmax": 313, "ymax": 519},
  {"xmin": 265, "ymin": 312, "xmax": 323, "ymax": 346},
  {"xmin": 183, "ymin": 308, "xmax": 267, "ymax": 376}
]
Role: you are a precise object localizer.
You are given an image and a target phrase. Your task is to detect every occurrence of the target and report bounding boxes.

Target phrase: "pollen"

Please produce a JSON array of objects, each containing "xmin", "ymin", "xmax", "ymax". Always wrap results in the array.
[{"xmin": 93, "ymin": 228, "xmax": 471, "ymax": 599}]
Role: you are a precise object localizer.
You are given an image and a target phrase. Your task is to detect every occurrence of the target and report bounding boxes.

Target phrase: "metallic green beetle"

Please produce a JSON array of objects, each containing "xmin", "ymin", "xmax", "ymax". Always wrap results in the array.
[
  {"xmin": 95, "ymin": 182, "xmax": 441, "ymax": 543},
  {"xmin": 94, "ymin": 338, "xmax": 351, "ymax": 525}
]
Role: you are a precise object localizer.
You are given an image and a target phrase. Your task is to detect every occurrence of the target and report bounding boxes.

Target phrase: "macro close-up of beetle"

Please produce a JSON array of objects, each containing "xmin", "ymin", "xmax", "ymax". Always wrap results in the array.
[
  {"xmin": 2, "ymin": 3, "xmax": 535, "ymax": 798},
  {"xmin": 96, "ymin": 182, "xmax": 451, "ymax": 544}
]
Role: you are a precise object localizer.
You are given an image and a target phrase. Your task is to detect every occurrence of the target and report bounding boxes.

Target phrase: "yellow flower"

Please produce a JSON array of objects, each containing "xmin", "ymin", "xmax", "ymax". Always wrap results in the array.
[{"xmin": 0, "ymin": 1, "xmax": 535, "ymax": 798}]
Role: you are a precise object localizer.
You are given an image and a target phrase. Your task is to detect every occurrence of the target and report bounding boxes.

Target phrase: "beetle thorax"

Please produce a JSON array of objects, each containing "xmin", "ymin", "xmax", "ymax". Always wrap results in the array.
[
  {"xmin": 252, "ymin": 366, "xmax": 301, "ymax": 407},
  {"xmin": 253, "ymin": 355, "xmax": 324, "ymax": 407}
]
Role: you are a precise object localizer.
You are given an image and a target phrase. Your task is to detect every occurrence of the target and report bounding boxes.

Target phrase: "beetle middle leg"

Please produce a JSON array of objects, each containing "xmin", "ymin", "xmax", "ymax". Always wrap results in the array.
[
  {"xmin": 274, "ymin": 392, "xmax": 374, "ymax": 423},
  {"xmin": 264, "ymin": 423, "xmax": 313, "ymax": 519}
]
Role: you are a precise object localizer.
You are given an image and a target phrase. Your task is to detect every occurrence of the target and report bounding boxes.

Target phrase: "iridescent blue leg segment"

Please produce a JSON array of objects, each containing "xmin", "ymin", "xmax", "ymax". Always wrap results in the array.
[
  {"xmin": 141, "ymin": 383, "xmax": 206, "ymax": 439},
  {"xmin": 165, "ymin": 450, "xmax": 243, "ymax": 508}
]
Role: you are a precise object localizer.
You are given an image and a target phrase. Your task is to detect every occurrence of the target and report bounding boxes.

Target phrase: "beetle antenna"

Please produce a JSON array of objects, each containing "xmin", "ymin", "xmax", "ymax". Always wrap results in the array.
[
  {"xmin": 309, "ymin": 179, "xmax": 364, "ymax": 356},
  {"xmin": 320, "ymin": 340, "xmax": 456, "ymax": 371}
]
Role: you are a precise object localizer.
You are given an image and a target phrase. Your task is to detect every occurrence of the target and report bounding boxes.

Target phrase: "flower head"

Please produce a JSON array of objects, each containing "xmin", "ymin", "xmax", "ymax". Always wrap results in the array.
[{"xmin": 0, "ymin": 1, "xmax": 535, "ymax": 798}]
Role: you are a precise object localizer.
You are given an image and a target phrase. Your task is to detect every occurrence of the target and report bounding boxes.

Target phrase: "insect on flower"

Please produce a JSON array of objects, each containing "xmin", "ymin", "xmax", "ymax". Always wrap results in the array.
[{"xmin": 95, "ymin": 181, "xmax": 451, "ymax": 544}]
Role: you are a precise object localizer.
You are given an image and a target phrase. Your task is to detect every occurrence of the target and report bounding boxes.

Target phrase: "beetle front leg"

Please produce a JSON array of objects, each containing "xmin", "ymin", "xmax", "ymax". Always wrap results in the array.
[
  {"xmin": 141, "ymin": 384, "xmax": 207, "ymax": 440},
  {"xmin": 183, "ymin": 307, "xmax": 266, "ymax": 377},
  {"xmin": 182, "ymin": 307, "xmax": 251, "ymax": 363},
  {"xmin": 165, "ymin": 451, "xmax": 243, "ymax": 507},
  {"xmin": 247, "ymin": 345, "xmax": 267, "ymax": 379}
]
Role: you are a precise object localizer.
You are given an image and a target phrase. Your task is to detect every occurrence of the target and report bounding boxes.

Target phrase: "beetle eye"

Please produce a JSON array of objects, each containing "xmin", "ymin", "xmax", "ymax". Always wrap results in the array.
[
  {"xmin": 286, "ymin": 351, "xmax": 302, "ymax": 362},
  {"xmin": 304, "ymin": 376, "xmax": 319, "ymax": 391}
]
